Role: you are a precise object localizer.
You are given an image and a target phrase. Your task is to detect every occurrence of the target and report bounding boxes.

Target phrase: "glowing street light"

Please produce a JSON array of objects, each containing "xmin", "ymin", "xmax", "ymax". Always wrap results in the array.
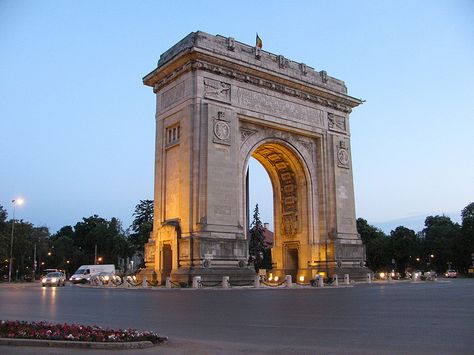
[{"xmin": 9, "ymin": 198, "xmax": 24, "ymax": 283}]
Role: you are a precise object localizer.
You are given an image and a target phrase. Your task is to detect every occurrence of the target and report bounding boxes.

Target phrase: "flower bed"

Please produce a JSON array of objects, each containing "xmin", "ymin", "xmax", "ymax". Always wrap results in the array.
[{"xmin": 0, "ymin": 320, "xmax": 166, "ymax": 344}]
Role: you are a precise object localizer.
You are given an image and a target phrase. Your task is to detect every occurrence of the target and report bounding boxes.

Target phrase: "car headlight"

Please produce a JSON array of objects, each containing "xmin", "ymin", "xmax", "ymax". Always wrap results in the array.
[
  {"xmin": 42, "ymin": 278, "xmax": 47, "ymax": 283},
  {"xmin": 51, "ymin": 277, "xmax": 57, "ymax": 283},
  {"xmin": 104, "ymin": 275, "xmax": 109, "ymax": 281}
]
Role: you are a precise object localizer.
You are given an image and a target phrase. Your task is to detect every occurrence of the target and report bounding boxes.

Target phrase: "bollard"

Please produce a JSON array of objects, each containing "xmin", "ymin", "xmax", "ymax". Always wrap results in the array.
[
  {"xmin": 254, "ymin": 275, "xmax": 260, "ymax": 288},
  {"xmin": 285, "ymin": 275, "xmax": 293, "ymax": 288},
  {"xmin": 142, "ymin": 276, "xmax": 148, "ymax": 288},
  {"xmin": 123, "ymin": 277, "xmax": 130, "ymax": 288},
  {"xmin": 222, "ymin": 276, "xmax": 229, "ymax": 288},
  {"xmin": 344, "ymin": 274, "xmax": 350, "ymax": 285},
  {"xmin": 333, "ymin": 274, "xmax": 339, "ymax": 287},
  {"xmin": 367, "ymin": 273, "xmax": 372, "ymax": 284},
  {"xmin": 388, "ymin": 274, "xmax": 392, "ymax": 283},
  {"xmin": 192, "ymin": 276, "xmax": 201, "ymax": 288},
  {"xmin": 165, "ymin": 277, "xmax": 171, "ymax": 288},
  {"xmin": 317, "ymin": 275, "xmax": 324, "ymax": 288}
]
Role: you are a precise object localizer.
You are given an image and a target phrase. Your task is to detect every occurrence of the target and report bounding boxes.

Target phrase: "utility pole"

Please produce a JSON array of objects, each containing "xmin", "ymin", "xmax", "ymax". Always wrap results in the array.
[
  {"xmin": 33, "ymin": 243, "xmax": 37, "ymax": 279},
  {"xmin": 9, "ymin": 199, "xmax": 24, "ymax": 282},
  {"xmin": 94, "ymin": 244, "xmax": 97, "ymax": 265}
]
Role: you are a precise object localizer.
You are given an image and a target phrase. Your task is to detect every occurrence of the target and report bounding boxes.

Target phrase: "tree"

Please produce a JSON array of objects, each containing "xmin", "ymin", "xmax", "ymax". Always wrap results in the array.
[
  {"xmin": 460, "ymin": 202, "xmax": 474, "ymax": 272},
  {"xmin": 422, "ymin": 215, "xmax": 461, "ymax": 272},
  {"xmin": 391, "ymin": 226, "xmax": 419, "ymax": 275},
  {"xmin": 356, "ymin": 218, "xmax": 391, "ymax": 272},
  {"xmin": 0, "ymin": 205, "xmax": 9, "ymax": 274},
  {"xmin": 129, "ymin": 200, "xmax": 153, "ymax": 252},
  {"xmin": 248, "ymin": 204, "xmax": 266, "ymax": 273}
]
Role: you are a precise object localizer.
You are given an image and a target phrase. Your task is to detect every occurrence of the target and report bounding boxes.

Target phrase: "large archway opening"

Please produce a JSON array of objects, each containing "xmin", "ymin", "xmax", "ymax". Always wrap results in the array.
[
  {"xmin": 248, "ymin": 157, "xmax": 274, "ymax": 271},
  {"xmin": 245, "ymin": 140, "xmax": 311, "ymax": 281}
]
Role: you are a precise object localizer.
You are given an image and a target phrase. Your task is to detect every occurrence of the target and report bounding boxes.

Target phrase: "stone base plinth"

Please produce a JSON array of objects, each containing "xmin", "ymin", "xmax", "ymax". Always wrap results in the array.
[{"xmin": 171, "ymin": 266, "xmax": 256, "ymax": 285}]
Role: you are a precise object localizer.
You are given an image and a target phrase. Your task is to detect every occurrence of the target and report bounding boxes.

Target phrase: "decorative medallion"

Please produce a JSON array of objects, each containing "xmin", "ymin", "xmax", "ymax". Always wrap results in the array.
[
  {"xmin": 337, "ymin": 140, "xmax": 350, "ymax": 169},
  {"xmin": 214, "ymin": 121, "xmax": 230, "ymax": 141},
  {"xmin": 213, "ymin": 111, "xmax": 231, "ymax": 145}
]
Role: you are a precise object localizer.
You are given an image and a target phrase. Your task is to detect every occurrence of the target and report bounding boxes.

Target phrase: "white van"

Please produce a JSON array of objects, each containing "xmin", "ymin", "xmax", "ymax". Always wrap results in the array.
[{"xmin": 69, "ymin": 264, "xmax": 115, "ymax": 284}]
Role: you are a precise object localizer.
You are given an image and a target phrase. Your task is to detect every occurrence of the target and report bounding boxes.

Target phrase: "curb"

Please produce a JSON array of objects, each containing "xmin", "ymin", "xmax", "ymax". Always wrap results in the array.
[{"xmin": 0, "ymin": 337, "xmax": 156, "ymax": 349}]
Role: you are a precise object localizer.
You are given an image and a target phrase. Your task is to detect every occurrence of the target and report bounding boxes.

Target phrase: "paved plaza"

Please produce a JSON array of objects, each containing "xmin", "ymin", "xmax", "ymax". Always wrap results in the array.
[{"xmin": 0, "ymin": 279, "xmax": 473, "ymax": 354}]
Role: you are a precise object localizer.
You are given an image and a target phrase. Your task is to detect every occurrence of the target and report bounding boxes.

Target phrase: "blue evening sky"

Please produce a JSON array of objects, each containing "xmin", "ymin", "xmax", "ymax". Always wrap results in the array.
[{"xmin": 1, "ymin": 1, "xmax": 473, "ymax": 234}]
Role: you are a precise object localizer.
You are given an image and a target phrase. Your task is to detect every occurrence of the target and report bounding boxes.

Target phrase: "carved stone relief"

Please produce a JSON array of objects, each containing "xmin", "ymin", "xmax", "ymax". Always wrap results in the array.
[
  {"xmin": 337, "ymin": 140, "xmax": 350, "ymax": 169},
  {"xmin": 144, "ymin": 240, "xmax": 156, "ymax": 264},
  {"xmin": 240, "ymin": 127, "xmax": 257, "ymax": 143},
  {"xmin": 204, "ymin": 77, "xmax": 231, "ymax": 103},
  {"xmin": 213, "ymin": 111, "xmax": 231, "ymax": 145},
  {"xmin": 253, "ymin": 144, "xmax": 299, "ymax": 238},
  {"xmin": 153, "ymin": 59, "xmax": 353, "ymax": 113},
  {"xmin": 297, "ymin": 139, "xmax": 314, "ymax": 160},
  {"xmin": 328, "ymin": 112, "xmax": 346, "ymax": 132}
]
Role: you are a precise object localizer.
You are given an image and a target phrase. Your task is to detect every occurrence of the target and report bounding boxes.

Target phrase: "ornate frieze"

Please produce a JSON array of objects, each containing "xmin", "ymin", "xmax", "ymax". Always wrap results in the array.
[{"xmin": 153, "ymin": 59, "xmax": 353, "ymax": 114}]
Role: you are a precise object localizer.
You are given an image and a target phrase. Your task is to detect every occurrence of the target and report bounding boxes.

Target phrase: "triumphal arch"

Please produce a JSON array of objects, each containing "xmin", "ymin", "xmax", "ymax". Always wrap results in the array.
[{"xmin": 143, "ymin": 31, "xmax": 367, "ymax": 284}]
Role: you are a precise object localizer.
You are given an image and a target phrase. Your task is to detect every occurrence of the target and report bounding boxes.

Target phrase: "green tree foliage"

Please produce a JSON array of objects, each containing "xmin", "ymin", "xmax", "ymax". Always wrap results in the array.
[
  {"xmin": 0, "ymin": 203, "xmax": 51, "ymax": 281},
  {"xmin": 356, "ymin": 218, "xmax": 391, "ymax": 271},
  {"xmin": 391, "ymin": 226, "xmax": 419, "ymax": 275},
  {"xmin": 129, "ymin": 200, "xmax": 153, "ymax": 252},
  {"xmin": 422, "ymin": 215, "xmax": 461, "ymax": 272},
  {"xmin": 47, "ymin": 215, "xmax": 132, "ymax": 276},
  {"xmin": 461, "ymin": 202, "xmax": 474, "ymax": 272},
  {"xmin": 0, "ymin": 205, "xmax": 9, "ymax": 268},
  {"xmin": 248, "ymin": 204, "xmax": 266, "ymax": 272}
]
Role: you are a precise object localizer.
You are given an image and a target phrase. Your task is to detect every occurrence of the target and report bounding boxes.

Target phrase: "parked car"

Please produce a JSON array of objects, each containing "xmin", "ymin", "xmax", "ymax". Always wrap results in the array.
[
  {"xmin": 424, "ymin": 270, "xmax": 437, "ymax": 279},
  {"xmin": 41, "ymin": 272, "xmax": 66, "ymax": 287},
  {"xmin": 445, "ymin": 270, "xmax": 457, "ymax": 278},
  {"xmin": 389, "ymin": 270, "xmax": 401, "ymax": 280},
  {"xmin": 40, "ymin": 269, "xmax": 59, "ymax": 278}
]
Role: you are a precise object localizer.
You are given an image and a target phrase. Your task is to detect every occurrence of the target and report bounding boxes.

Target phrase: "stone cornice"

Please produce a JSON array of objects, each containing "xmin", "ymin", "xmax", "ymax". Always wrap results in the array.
[{"xmin": 143, "ymin": 48, "xmax": 362, "ymax": 114}]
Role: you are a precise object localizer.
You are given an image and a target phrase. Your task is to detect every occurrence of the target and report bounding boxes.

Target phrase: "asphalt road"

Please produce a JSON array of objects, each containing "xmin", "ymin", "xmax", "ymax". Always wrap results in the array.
[{"xmin": 0, "ymin": 279, "xmax": 473, "ymax": 354}]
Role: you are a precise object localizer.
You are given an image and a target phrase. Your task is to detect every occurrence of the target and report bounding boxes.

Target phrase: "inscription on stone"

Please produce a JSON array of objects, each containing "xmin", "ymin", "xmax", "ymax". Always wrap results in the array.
[
  {"xmin": 236, "ymin": 88, "xmax": 324, "ymax": 128},
  {"xmin": 214, "ymin": 205, "xmax": 231, "ymax": 215},
  {"xmin": 161, "ymin": 82, "xmax": 185, "ymax": 109}
]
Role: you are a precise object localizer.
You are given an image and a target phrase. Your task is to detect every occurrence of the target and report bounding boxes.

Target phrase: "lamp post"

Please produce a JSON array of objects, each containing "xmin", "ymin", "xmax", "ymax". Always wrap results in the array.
[{"xmin": 9, "ymin": 198, "xmax": 24, "ymax": 283}]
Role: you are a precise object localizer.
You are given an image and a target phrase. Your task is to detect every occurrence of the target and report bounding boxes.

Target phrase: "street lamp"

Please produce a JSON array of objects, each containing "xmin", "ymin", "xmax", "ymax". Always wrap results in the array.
[{"xmin": 9, "ymin": 198, "xmax": 24, "ymax": 283}]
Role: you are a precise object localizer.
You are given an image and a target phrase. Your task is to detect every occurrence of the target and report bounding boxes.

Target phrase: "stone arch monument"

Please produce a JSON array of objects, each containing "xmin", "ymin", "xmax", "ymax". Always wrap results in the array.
[{"xmin": 143, "ymin": 31, "xmax": 367, "ymax": 284}]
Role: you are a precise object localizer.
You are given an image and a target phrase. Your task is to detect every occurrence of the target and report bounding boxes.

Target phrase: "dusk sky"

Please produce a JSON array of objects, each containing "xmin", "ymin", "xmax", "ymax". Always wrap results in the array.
[{"xmin": 1, "ymin": 1, "xmax": 473, "ymax": 234}]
